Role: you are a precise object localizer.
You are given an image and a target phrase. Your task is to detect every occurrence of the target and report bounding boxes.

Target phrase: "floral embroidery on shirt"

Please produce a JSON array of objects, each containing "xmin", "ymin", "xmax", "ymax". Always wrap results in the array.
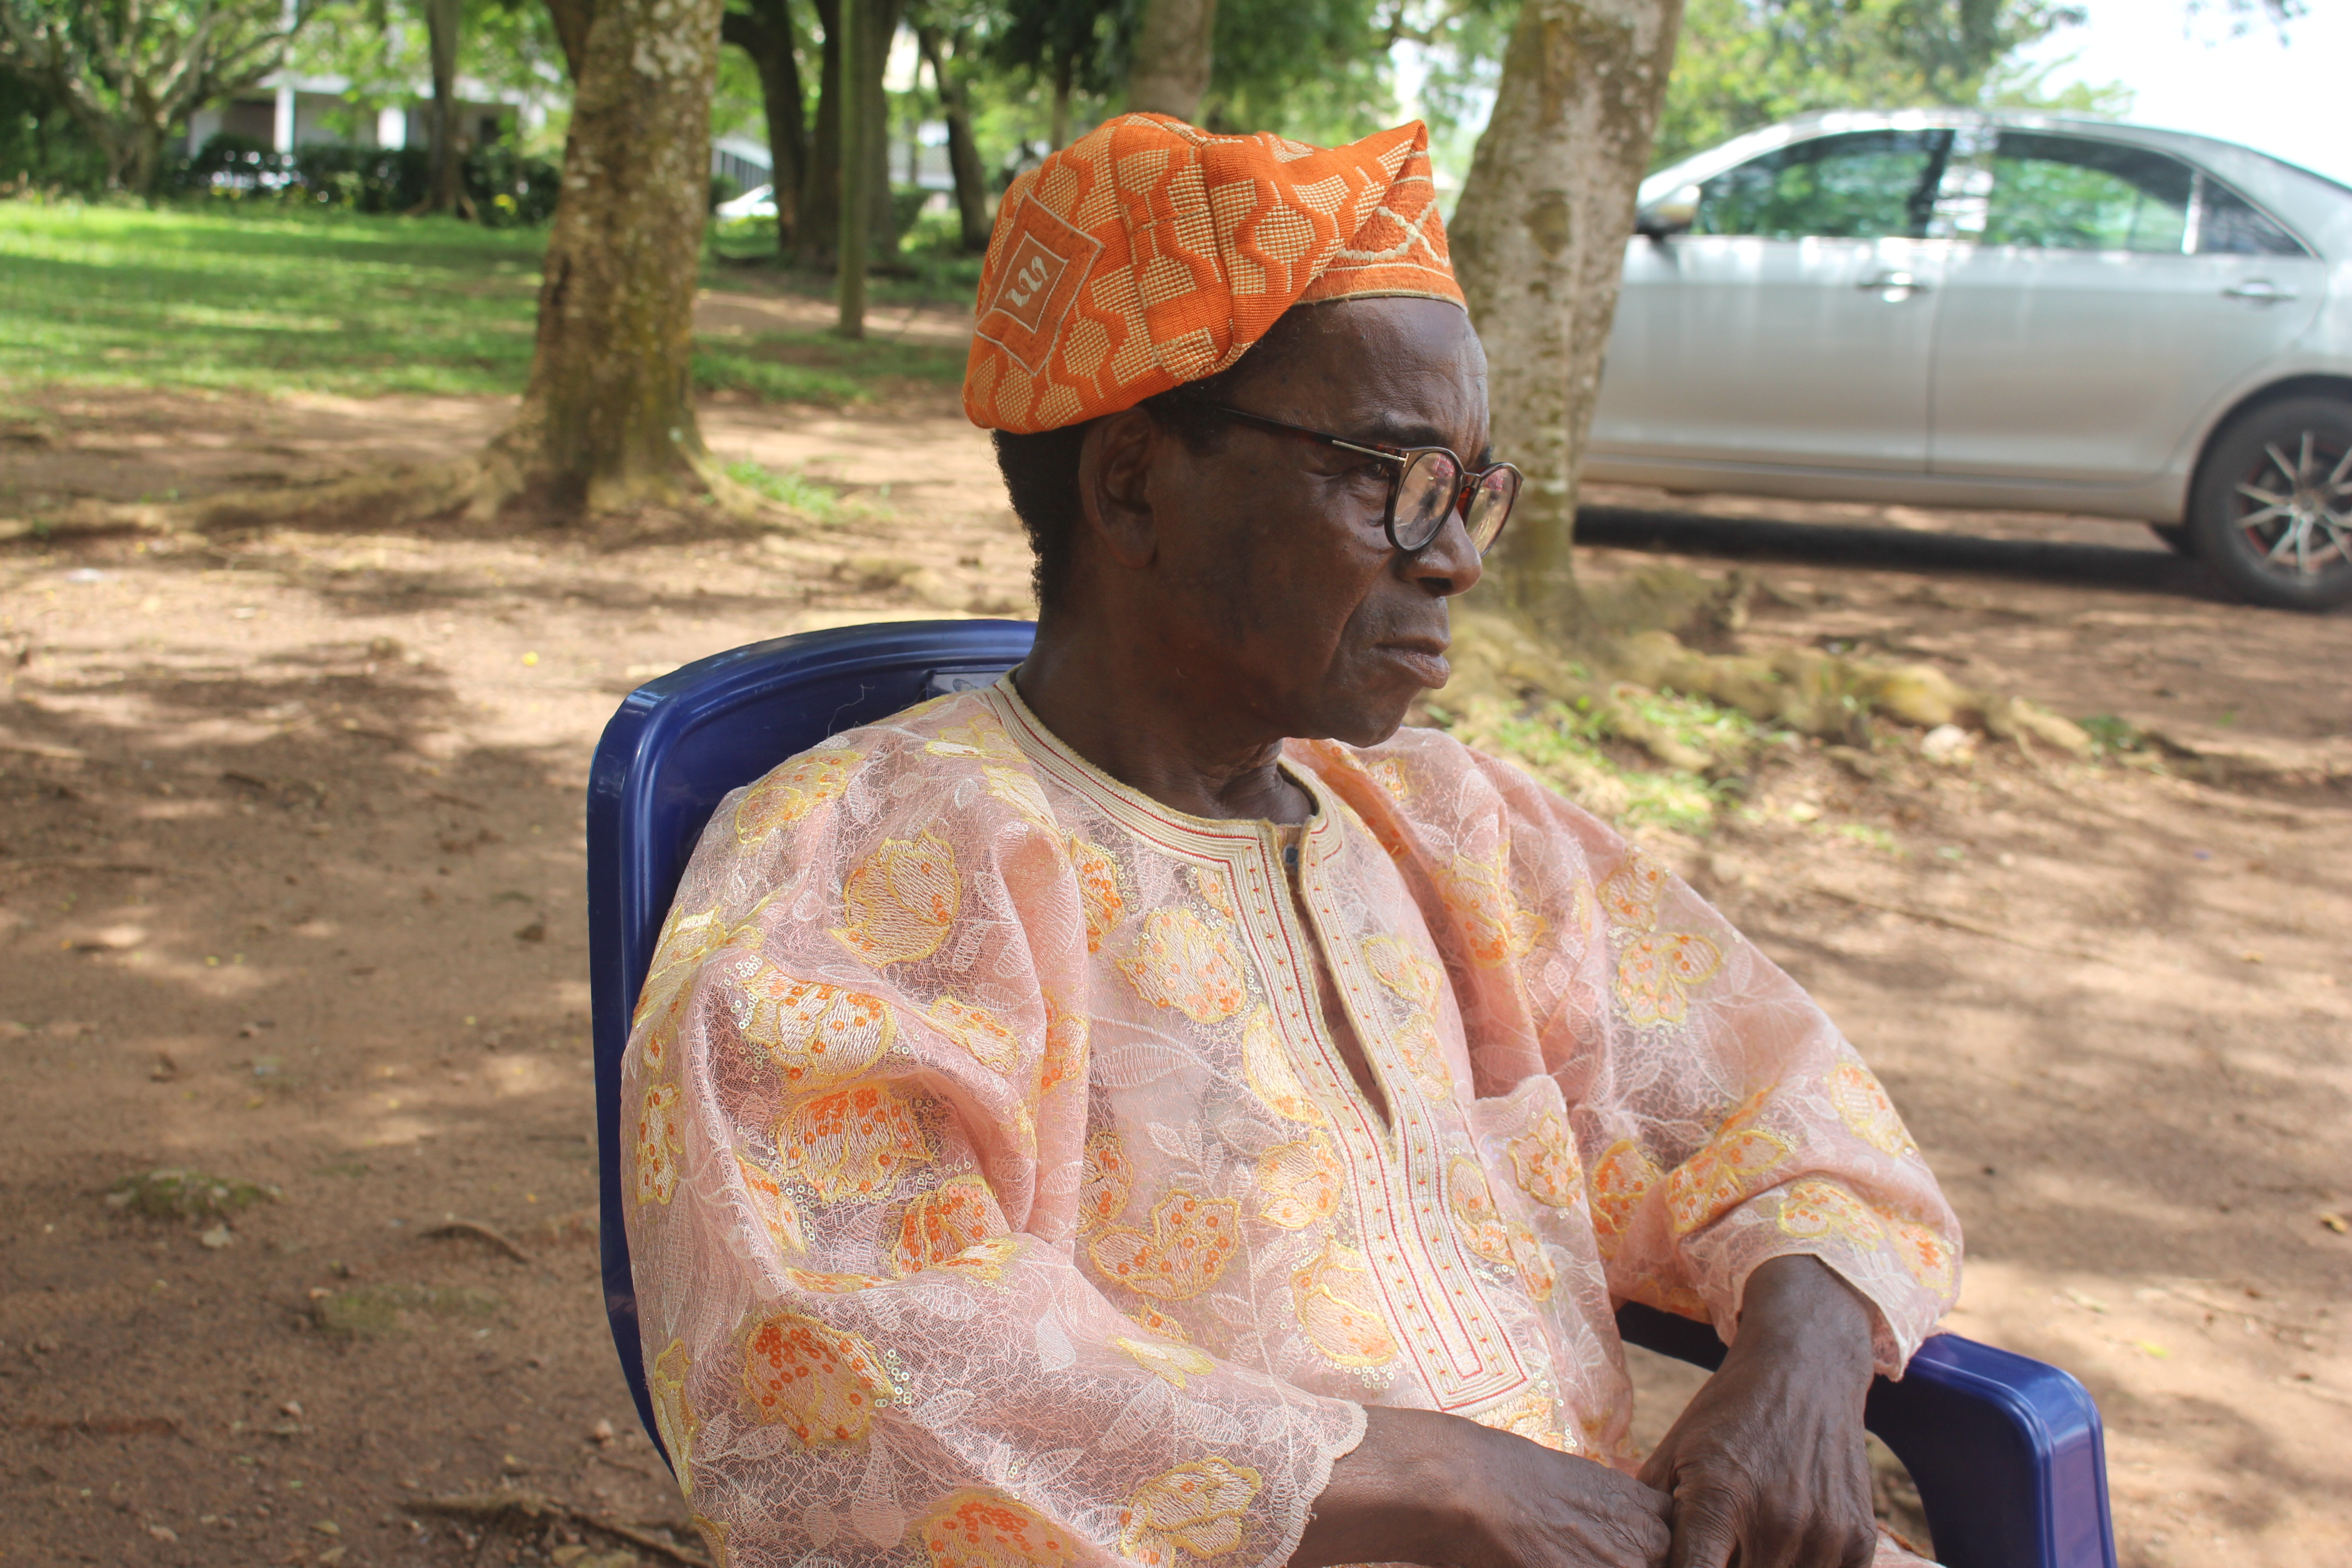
[
  {"xmin": 1088, "ymin": 1190, "xmax": 1241, "ymax": 1301},
  {"xmin": 1117, "ymin": 907, "xmax": 1248, "ymax": 1023},
  {"xmin": 1510, "ymin": 1225, "xmax": 1557, "ymax": 1302},
  {"xmin": 927, "ymin": 995, "xmax": 1020, "ymax": 1073},
  {"xmin": 634, "ymin": 905, "xmax": 739, "ymax": 1069},
  {"xmin": 1370, "ymin": 756, "xmax": 1412, "ymax": 800},
  {"xmin": 1078, "ymin": 1131, "xmax": 1133, "ymax": 1231},
  {"xmin": 1448, "ymin": 1155, "xmax": 1516, "ymax": 1269},
  {"xmin": 739, "ymin": 1309, "xmax": 897, "ymax": 1446},
  {"xmin": 1663, "ymin": 1097, "xmax": 1795, "ymax": 1238},
  {"xmin": 636, "ymin": 1083, "xmax": 685, "ymax": 1205},
  {"xmin": 1891, "ymin": 1217, "xmax": 1955, "ymax": 1290},
  {"xmin": 1588, "ymin": 1138, "xmax": 1662, "ymax": 1259},
  {"xmin": 1475, "ymin": 1387, "xmax": 1571, "ymax": 1453},
  {"xmin": 1508, "ymin": 1111, "xmax": 1585, "ymax": 1212},
  {"xmin": 833, "ymin": 829, "xmax": 960, "ymax": 966},
  {"xmin": 1119, "ymin": 1458, "xmax": 1263, "ymax": 1566},
  {"xmin": 732, "ymin": 970, "xmax": 896, "ymax": 1089},
  {"xmin": 1068, "ymin": 836, "xmax": 1126, "ymax": 953},
  {"xmin": 650, "ymin": 1338, "xmax": 696, "ymax": 1489},
  {"xmin": 925, "ymin": 711, "xmax": 1024, "ymax": 763},
  {"xmin": 1598, "ymin": 850, "xmax": 1673, "ymax": 932},
  {"xmin": 926, "ymin": 1234, "xmax": 1021, "ymax": 1285},
  {"xmin": 1827, "ymin": 1059, "xmax": 1918, "ymax": 1157},
  {"xmin": 735, "ymin": 1150, "xmax": 806, "ymax": 1255},
  {"xmin": 1440, "ymin": 849, "xmax": 1548, "ymax": 967},
  {"xmin": 1126, "ymin": 1303, "xmax": 1192, "ymax": 1343},
  {"xmin": 1254, "ymin": 1135, "xmax": 1341, "ymax": 1229},
  {"xmin": 778, "ymin": 1082, "xmax": 931, "ymax": 1202},
  {"xmin": 916, "ymin": 1489, "xmax": 1081, "ymax": 1568},
  {"xmin": 1292, "ymin": 1239, "xmax": 1399, "ymax": 1368},
  {"xmin": 893, "ymin": 1175, "xmax": 1005, "ymax": 1276},
  {"xmin": 1116, "ymin": 1336, "xmax": 1218, "ymax": 1388},
  {"xmin": 1240, "ymin": 1007, "xmax": 1328, "ymax": 1125},
  {"xmin": 1363, "ymin": 935, "xmax": 1442, "ymax": 1006},
  {"xmin": 984, "ymin": 765, "xmax": 1058, "ymax": 828},
  {"xmin": 1773, "ymin": 1177, "xmax": 1886, "ymax": 1244},
  {"xmin": 1040, "ymin": 993, "xmax": 1089, "ymax": 1093},
  {"xmin": 1196, "ymin": 865, "xmax": 1237, "ymax": 921},
  {"xmin": 784, "ymin": 1267, "xmax": 887, "ymax": 1294},
  {"xmin": 1615, "ymin": 930, "xmax": 1725, "ymax": 1027},
  {"xmin": 691, "ymin": 1514, "xmax": 730, "ymax": 1568},
  {"xmin": 734, "ymin": 749, "xmax": 861, "ymax": 847}
]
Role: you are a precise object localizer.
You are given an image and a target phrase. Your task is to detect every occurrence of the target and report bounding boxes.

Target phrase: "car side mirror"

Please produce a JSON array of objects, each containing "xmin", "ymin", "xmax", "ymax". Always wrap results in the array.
[{"xmin": 1637, "ymin": 183, "xmax": 1701, "ymax": 239}]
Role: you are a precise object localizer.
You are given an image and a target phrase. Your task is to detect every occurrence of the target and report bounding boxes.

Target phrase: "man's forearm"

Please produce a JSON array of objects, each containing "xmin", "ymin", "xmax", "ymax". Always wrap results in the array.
[
  {"xmin": 1291, "ymin": 1406, "xmax": 1467, "ymax": 1568},
  {"xmin": 1734, "ymin": 1254, "xmax": 1878, "ymax": 1381}
]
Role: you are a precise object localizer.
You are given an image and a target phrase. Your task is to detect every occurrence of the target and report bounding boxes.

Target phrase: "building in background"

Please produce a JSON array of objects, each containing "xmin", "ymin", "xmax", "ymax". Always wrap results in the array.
[{"xmin": 178, "ymin": 71, "xmax": 539, "ymax": 159}]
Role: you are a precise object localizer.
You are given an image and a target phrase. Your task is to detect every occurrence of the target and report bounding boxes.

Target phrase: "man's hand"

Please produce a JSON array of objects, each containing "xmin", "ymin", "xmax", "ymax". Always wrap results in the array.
[
  {"xmin": 1294, "ymin": 1405, "xmax": 1672, "ymax": 1568},
  {"xmin": 1637, "ymin": 1255, "xmax": 1882, "ymax": 1568}
]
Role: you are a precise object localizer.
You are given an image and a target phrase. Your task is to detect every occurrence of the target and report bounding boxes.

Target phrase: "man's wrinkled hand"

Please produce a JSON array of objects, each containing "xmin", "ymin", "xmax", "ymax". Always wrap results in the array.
[
  {"xmin": 1292, "ymin": 1405, "xmax": 1671, "ymax": 1568},
  {"xmin": 1636, "ymin": 1256, "xmax": 1882, "ymax": 1568}
]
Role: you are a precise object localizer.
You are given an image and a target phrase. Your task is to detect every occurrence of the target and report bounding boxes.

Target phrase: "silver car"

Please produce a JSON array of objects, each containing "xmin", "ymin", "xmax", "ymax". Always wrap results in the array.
[{"xmin": 1588, "ymin": 109, "xmax": 2352, "ymax": 610}]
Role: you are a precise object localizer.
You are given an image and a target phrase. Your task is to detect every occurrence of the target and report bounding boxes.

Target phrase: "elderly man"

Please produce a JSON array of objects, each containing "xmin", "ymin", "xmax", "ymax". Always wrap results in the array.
[{"xmin": 623, "ymin": 115, "xmax": 1960, "ymax": 1568}]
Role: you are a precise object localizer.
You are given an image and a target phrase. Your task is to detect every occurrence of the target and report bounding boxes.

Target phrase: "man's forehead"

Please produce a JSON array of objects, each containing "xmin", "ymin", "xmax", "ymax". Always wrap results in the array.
[{"xmin": 1243, "ymin": 299, "xmax": 1487, "ymax": 437}]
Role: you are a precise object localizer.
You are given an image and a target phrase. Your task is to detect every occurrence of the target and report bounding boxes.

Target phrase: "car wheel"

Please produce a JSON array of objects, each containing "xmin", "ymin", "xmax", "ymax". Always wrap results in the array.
[
  {"xmin": 2188, "ymin": 395, "xmax": 2352, "ymax": 611},
  {"xmin": 2146, "ymin": 523, "xmax": 2194, "ymax": 555}
]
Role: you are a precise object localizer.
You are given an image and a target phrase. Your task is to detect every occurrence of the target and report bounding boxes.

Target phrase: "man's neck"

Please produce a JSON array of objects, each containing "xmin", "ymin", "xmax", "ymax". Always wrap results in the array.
[{"xmin": 1012, "ymin": 614, "xmax": 1314, "ymax": 825}]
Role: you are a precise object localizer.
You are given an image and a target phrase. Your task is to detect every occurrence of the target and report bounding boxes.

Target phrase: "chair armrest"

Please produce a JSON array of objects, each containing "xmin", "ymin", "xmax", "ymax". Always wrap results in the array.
[{"xmin": 1616, "ymin": 1302, "xmax": 2117, "ymax": 1568}]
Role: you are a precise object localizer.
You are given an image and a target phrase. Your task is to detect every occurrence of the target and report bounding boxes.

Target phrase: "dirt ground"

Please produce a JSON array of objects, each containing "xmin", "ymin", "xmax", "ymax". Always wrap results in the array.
[{"xmin": 3, "ymin": 302, "xmax": 2348, "ymax": 1568}]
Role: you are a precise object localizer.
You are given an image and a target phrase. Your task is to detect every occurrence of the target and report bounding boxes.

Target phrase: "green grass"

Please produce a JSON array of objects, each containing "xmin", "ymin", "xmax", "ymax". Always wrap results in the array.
[
  {"xmin": 0, "ymin": 201, "xmax": 972, "ymax": 403},
  {"xmin": 1435, "ymin": 696, "xmax": 1748, "ymax": 837},
  {"xmin": 724, "ymin": 458, "xmax": 853, "ymax": 523},
  {"xmin": 0, "ymin": 202, "xmax": 547, "ymax": 397}
]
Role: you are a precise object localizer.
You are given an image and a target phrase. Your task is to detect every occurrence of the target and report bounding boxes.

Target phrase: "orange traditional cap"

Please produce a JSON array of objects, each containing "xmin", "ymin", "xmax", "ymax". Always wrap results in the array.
[{"xmin": 963, "ymin": 113, "xmax": 1464, "ymax": 434}]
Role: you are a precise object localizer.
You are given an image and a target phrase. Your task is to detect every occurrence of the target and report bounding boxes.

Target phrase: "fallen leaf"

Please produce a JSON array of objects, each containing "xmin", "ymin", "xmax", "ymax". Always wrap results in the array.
[
  {"xmin": 514, "ymin": 921, "xmax": 546, "ymax": 943},
  {"xmin": 198, "ymin": 1224, "xmax": 234, "ymax": 1250},
  {"xmin": 2321, "ymin": 1212, "xmax": 2349, "ymax": 1235},
  {"xmin": 146, "ymin": 1524, "xmax": 178, "ymax": 1542},
  {"xmin": 2062, "ymin": 1287, "xmax": 2109, "ymax": 1313},
  {"xmin": 2134, "ymin": 1340, "xmax": 2171, "ymax": 1358}
]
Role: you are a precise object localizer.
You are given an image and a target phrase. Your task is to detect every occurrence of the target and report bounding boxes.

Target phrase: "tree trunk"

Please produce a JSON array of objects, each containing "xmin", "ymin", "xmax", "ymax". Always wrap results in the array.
[
  {"xmin": 1049, "ymin": 50, "xmax": 1073, "ymax": 149},
  {"xmin": 799, "ymin": 0, "xmax": 843, "ymax": 264},
  {"xmin": 1126, "ymin": 0, "xmax": 1216, "ymax": 122},
  {"xmin": 490, "ymin": 0, "xmax": 730, "ymax": 511},
  {"xmin": 420, "ymin": 0, "xmax": 472, "ymax": 216},
  {"xmin": 836, "ymin": 0, "xmax": 871, "ymax": 335},
  {"xmin": 1448, "ymin": 0, "xmax": 1685, "ymax": 641},
  {"xmin": 916, "ymin": 23, "xmax": 988, "ymax": 251},
  {"xmin": 721, "ymin": 0, "xmax": 808, "ymax": 258}
]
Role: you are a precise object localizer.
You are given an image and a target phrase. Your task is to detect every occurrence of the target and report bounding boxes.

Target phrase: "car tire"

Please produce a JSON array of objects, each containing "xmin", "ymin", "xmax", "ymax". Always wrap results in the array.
[
  {"xmin": 2187, "ymin": 394, "xmax": 2352, "ymax": 612},
  {"xmin": 2146, "ymin": 523, "xmax": 2194, "ymax": 555}
]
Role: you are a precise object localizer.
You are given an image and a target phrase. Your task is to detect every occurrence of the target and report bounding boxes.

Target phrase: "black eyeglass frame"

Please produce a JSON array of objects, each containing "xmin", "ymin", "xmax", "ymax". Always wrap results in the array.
[{"xmin": 1209, "ymin": 403, "xmax": 1520, "ymax": 557}]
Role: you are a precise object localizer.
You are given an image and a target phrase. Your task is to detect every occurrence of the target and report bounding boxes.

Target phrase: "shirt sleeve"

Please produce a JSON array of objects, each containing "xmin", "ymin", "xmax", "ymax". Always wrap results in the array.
[
  {"xmin": 1324, "ymin": 731, "xmax": 1961, "ymax": 1377},
  {"xmin": 620, "ymin": 729, "xmax": 1367, "ymax": 1568}
]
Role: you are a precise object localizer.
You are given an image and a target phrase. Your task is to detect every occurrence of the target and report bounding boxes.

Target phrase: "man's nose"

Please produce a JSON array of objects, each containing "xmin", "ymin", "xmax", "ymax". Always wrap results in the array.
[{"xmin": 1405, "ymin": 507, "xmax": 1485, "ymax": 597}]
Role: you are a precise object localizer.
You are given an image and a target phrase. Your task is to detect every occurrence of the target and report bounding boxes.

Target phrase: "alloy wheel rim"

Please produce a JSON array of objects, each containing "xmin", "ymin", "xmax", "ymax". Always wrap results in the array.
[{"xmin": 2231, "ymin": 430, "xmax": 2352, "ymax": 580}]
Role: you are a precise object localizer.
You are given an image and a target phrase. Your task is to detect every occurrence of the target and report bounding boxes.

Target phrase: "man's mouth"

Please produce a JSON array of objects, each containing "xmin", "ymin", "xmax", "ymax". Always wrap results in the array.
[{"xmin": 1378, "ymin": 637, "xmax": 1453, "ymax": 686}]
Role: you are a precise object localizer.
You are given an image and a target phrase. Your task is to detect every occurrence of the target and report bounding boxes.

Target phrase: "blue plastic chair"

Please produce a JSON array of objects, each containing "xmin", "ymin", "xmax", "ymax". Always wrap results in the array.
[{"xmin": 585, "ymin": 618, "xmax": 2118, "ymax": 1568}]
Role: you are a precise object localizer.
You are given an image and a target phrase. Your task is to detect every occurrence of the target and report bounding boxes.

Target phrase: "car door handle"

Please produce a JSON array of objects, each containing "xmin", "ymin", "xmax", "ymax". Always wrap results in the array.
[
  {"xmin": 1858, "ymin": 271, "xmax": 1929, "ymax": 294},
  {"xmin": 2223, "ymin": 280, "xmax": 2297, "ymax": 304}
]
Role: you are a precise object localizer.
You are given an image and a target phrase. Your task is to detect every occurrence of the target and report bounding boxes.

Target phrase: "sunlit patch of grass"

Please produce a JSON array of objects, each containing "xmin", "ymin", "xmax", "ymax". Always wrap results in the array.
[
  {"xmin": 724, "ymin": 458, "xmax": 851, "ymax": 523},
  {"xmin": 1431, "ymin": 695, "xmax": 1746, "ymax": 837},
  {"xmin": 693, "ymin": 328, "xmax": 964, "ymax": 407}
]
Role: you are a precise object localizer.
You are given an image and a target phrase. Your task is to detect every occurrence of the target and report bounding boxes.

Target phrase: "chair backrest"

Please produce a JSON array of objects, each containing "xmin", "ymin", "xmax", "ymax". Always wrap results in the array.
[{"xmin": 584, "ymin": 618, "xmax": 1037, "ymax": 1469}]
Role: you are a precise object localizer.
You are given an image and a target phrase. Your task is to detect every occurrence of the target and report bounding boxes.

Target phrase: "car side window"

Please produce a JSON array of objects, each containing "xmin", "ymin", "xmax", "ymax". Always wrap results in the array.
[
  {"xmin": 1980, "ymin": 133, "xmax": 2193, "ymax": 252},
  {"xmin": 2195, "ymin": 179, "xmax": 2307, "ymax": 257},
  {"xmin": 1693, "ymin": 131, "xmax": 1950, "ymax": 241}
]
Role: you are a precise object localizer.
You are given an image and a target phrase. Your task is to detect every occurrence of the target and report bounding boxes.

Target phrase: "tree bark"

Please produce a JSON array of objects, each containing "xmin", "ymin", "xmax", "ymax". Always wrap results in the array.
[
  {"xmin": 1126, "ymin": 0, "xmax": 1215, "ymax": 122},
  {"xmin": 798, "ymin": 0, "xmax": 842, "ymax": 263},
  {"xmin": 721, "ymin": 0, "xmax": 808, "ymax": 257},
  {"xmin": 915, "ymin": 21, "xmax": 988, "ymax": 252},
  {"xmin": 1448, "ymin": 0, "xmax": 1685, "ymax": 640},
  {"xmin": 419, "ymin": 0, "xmax": 474, "ymax": 217},
  {"xmin": 828, "ymin": 0, "xmax": 865, "ymax": 338},
  {"xmin": 490, "ymin": 0, "xmax": 730, "ymax": 511}
]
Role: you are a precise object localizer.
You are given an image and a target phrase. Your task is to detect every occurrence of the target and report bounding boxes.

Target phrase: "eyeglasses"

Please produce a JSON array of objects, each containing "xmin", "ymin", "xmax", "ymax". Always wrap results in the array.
[{"xmin": 1210, "ymin": 404, "xmax": 1520, "ymax": 557}]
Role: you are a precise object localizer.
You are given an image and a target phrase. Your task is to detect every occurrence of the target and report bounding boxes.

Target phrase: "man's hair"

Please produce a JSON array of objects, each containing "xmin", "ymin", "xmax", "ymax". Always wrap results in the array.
[{"xmin": 991, "ymin": 364, "xmax": 1253, "ymax": 613}]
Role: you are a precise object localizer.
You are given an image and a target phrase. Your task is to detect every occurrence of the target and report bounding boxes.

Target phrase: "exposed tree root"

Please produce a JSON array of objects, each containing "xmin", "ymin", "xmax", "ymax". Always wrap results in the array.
[{"xmin": 1446, "ymin": 563, "xmax": 2094, "ymax": 775}]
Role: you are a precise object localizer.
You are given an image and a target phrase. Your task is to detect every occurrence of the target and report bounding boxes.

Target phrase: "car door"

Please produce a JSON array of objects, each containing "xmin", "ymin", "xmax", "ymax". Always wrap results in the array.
[
  {"xmin": 1592, "ymin": 128, "xmax": 1952, "ymax": 471},
  {"xmin": 1928, "ymin": 130, "xmax": 2328, "ymax": 484}
]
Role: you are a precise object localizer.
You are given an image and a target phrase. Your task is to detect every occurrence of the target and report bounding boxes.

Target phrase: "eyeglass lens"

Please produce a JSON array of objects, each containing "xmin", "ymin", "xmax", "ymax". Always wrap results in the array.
[{"xmin": 1394, "ymin": 451, "xmax": 1516, "ymax": 554}]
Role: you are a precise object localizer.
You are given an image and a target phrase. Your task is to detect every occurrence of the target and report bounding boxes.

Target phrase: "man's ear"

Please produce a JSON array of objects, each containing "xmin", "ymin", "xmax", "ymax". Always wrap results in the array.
[{"xmin": 1077, "ymin": 408, "xmax": 1161, "ymax": 571}]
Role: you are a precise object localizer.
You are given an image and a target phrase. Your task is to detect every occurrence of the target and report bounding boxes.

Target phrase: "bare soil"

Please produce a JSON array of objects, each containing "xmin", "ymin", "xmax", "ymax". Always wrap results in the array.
[{"xmin": 2, "ymin": 348, "xmax": 2347, "ymax": 1568}]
